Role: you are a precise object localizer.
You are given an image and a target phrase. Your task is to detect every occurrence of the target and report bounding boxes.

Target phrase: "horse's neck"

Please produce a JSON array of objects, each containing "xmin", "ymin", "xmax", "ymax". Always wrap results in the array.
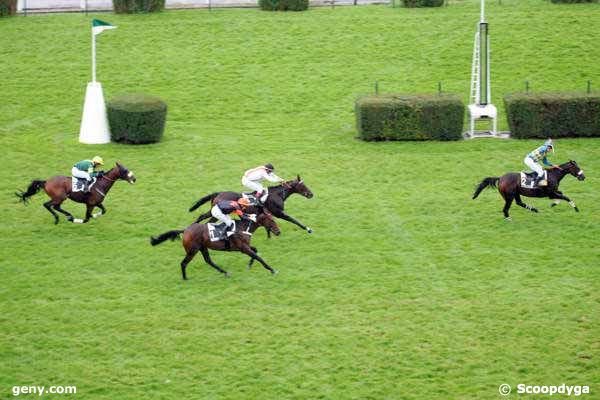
[
  {"xmin": 272, "ymin": 183, "xmax": 293, "ymax": 201},
  {"xmin": 552, "ymin": 166, "xmax": 570, "ymax": 184},
  {"xmin": 96, "ymin": 168, "xmax": 118, "ymax": 193},
  {"xmin": 237, "ymin": 219, "xmax": 260, "ymax": 234}
]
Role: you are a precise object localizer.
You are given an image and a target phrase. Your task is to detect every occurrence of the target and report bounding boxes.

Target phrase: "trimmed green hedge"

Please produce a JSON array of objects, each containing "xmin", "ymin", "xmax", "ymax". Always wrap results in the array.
[
  {"xmin": 113, "ymin": 0, "xmax": 165, "ymax": 13},
  {"xmin": 356, "ymin": 94, "xmax": 464, "ymax": 141},
  {"xmin": 107, "ymin": 94, "xmax": 167, "ymax": 144},
  {"xmin": 402, "ymin": 0, "xmax": 444, "ymax": 7},
  {"xmin": 0, "ymin": 0, "xmax": 17, "ymax": 16},
  {"xmin": 259, "ymin": 0, "xmax": 308, "ymax": 11},
  {"xmin": 551, "ymin": 0, "xmax": 597, "ymax": 3},
  {"xmin": 504, "ymin": 92, "xmax": 600, "ymax": 139}
]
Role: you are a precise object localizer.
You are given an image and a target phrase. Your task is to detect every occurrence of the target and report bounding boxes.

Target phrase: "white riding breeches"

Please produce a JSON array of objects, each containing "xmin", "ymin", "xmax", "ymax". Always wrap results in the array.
[
  {"xmin": 242, "ymin": 177, "xmax": 264, "ymax": 193},
  {"xmin": 72, "ymin": 167, "xmax": 91, "ymax": 181},
  {"xmin": 524, "ymin": 156, "xmax": 544, "ymax": 178},
  {"xmin": 211, "ymin": 205, "xmax": 234, "ymax": 228}
]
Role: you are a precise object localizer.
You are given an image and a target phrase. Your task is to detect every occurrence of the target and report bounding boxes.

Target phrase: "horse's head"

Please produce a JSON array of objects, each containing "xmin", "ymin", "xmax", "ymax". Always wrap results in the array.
[
  {"xmin": 116, "ymin": 162, "xmax": 137, "ymax": 184},
  {"xmin": 564, "ymin": 160, "xmax": 585, "ymax": 181},
  {"xmin": 286, "ymin": 175, "xmax": 313, "ymax": 199},
  {"xmin": 256, "ymin": 212, "xmax": 280, "ymax": 236}
]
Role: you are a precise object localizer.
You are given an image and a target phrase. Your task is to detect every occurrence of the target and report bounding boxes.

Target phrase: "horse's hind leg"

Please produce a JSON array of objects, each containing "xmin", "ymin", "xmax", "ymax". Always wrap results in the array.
[
  {"xmin": 53, "ymin": 203, "xmax": 74, "ymax": 221},
  {"xmin": 502, "ymin": 195, "xmax": 514, "ymax": 220},
  {"xmin": 43, "ymin": 200, "xmax": 60, "ymax": 224},
  {"xmin": 200, "ymin": 248, "xmax": 229, "ymax": 277},
  {"xmin": 180, "ymin": 248, "xmax": 198, "ymax": 280},
  {"xmin": 247, "ymin": 246, "xmax": 258, "ymax": 269},
  {"xmin": 194, "ymin": 211, "xmax": 211, "ymax": 224},
  {"xmin": 514, "ymin": 193, "xmax": 538, "ymax": 213}
]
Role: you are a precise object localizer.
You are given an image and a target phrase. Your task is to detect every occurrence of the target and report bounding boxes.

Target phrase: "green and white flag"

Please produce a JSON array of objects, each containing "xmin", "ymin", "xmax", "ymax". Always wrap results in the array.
[{"xmin": 92, "ymin": 19, "xmax": 117, "ymax": 36}]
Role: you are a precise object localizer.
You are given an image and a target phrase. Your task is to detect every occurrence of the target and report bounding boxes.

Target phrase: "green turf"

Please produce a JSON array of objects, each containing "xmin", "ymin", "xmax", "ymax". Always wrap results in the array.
[{"xmin": 1, "ymin": 1, "xmax": 599, "ymax": 399}]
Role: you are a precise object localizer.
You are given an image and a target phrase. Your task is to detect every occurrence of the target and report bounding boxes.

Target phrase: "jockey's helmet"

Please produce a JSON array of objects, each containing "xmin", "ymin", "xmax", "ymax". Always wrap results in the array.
[
  {"xmin": 544, "ymin": 139, "xmax": 554, "ymax": 152},
  {"xmin": 238, "ymin": 198, "xmax": 250, "ymax": 208},
  {"xmin": 265, "ymin": 163, "xmax": 274, "ymax": 171},
  {"xmin": 92, "ymin": 156, "xmax": 104, "ymax": 165}
]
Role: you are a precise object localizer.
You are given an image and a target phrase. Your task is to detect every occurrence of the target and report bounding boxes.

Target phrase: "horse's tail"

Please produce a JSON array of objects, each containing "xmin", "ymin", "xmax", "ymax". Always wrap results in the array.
[
  {"xmin": 472, "ymin": 177, "xmax": 499, "ymax": 199},
  {"xmin": 15, "ymin": 180, "xmax": 46, "ymax": 204},
  {"xmin": 189, "ymin": 192, "xmax": 218, "ymax": 212},
  {"xmin": 150, "ymin": 230, "xmax": 184, "ymax": 246}
]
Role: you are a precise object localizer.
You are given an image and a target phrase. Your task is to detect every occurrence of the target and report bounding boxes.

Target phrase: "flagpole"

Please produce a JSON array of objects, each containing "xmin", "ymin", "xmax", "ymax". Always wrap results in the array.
[{"xmin": 92, "ymin": 28, "xmax": 96, "ymax": 83}]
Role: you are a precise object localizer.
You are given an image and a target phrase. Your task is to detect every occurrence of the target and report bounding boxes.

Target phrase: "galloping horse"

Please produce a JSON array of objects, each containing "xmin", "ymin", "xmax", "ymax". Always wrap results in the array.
[
  {"xmin": 189, "ymin": 175, "xmax": 314, "ymax": 233},
  {"xmin": 150, "ymin": 212, "xmax": 281, "ymax": 279},
  {"xmin": 472, "ymin": 160, "xmax": 585, "ymax": 219},
  {"xmin": 16, "ymin": 162, "xmax": 136, "ymax": 224}
]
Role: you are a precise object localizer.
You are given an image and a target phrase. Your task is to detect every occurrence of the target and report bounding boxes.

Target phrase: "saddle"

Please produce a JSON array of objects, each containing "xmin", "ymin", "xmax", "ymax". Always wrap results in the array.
[
  {"xmin": 241, "ymin": 192, "xmax": 260, "ymax": 206},
  {"xmin": 520, "ymin": 171, "xmax": 546, "ymax": 189},
  {"xmin": 207, "ymin": 222, "xmax": 235, "ymax": 242},
  {"xmin": 71, "ymin": 177, "xmax": 96, "ymax": 193}
]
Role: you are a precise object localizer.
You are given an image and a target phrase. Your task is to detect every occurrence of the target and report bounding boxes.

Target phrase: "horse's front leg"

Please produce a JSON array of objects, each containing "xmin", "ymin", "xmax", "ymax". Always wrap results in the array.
[
  {"xmin": 82, "ymin": 204, "xmax": 94, "ymax": 223},
  {"xmin": 277, "ymin": 211, "xmax": 312, "ymax": 233},
  {"xmin": 550, "ymin": 191, "xmax": 579, "ymax": 212},
  {"xmin": 93, "ymin": 203, "xmax": 106, "ymax": 218},
  {"xmin": 240, "ymin": 244, "xmax": 277, "ymax": 275}
]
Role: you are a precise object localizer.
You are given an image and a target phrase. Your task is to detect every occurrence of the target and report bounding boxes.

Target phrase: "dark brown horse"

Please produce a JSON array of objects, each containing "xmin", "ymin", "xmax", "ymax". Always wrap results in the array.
[
  {"xmin": 150, "ymin": 212, "xmax": 281, "ymax": 279},
  {"xmin": 16, "ymin": 162, "xmax": 136, "ymax": 224},
  {"xmin": 472, "ymin": 160, "xmax": 585, "ymax": 219},
  {"xmin": 189, "ymin": 175, "xmax": 314, "ymax": 233}
]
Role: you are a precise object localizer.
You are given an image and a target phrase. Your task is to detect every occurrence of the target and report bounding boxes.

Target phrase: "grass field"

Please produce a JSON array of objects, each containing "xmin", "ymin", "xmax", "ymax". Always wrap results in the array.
[{"xmin": 1, "ymin": 1, "xmax": 600, "ymax": 399}]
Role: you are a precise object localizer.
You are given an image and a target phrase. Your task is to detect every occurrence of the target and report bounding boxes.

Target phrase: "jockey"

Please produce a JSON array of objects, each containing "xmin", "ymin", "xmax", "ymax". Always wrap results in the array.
[
  {"xmin": 524, "ymin": 139, "xmax": 557, "ymax": 186},
  {"xmin": 72, "ymin": 156, "xmax": 104, "ymax": 192},
  {"xmin": 242, "ymin": 163, "xmax": 283, "ymax": 204},
  {"xmin": 210, "ymin": 198, "xmax": 255, "ymax": 237}
]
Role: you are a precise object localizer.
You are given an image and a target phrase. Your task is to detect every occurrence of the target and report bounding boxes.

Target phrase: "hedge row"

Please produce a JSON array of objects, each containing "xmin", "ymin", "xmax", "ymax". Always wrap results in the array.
[
  {"xmin": 107, "ymin": 94, "xmax": 167, "ymax": 144},
  {"xmin": 113, "ymin": 0, "xmax": 165, "ymax": 13},
  {"xmin": 356, "ymin": 94, "xmax": 464, "ymax": 141},
  {"xmin": 551, "ymin": 0, "xmax": 597, "ymax": 3},
  {"xmin": 259, "ymin": 0, "xmax": 308, "ymax": 11},
  {"xmin": 504, "ymin": 92, "xmax": 600, "ymax": 139},
  {"xmin": 0, "ymin": 0, "xmax": 16, "ymax": 16},
  {"xmin": 402, "ymin": 0, "xmax": 444, "ymax": 7}
]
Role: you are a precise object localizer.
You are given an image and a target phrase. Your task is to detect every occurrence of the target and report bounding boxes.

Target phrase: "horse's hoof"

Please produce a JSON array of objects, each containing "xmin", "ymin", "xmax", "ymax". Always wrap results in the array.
[
  {"xmin": 504, "ymin": 217, "xmax": 512, "ymax": 221},
  {"xmin": 54, "ymin": 220, "xmax": 59, "ymax": 225},
  {"xmin": 531, "ymin": 208, "xmax": 538, "ymax": 213},
  {"xmin": 551, "ymin": 203, "xmax": 557, "ymax": 208},
  {"xmin": 575, "ymin": 207, "xmax": 580, "ymax": 212},
  {"xmin": 306, "ymin": 227, "xmax": 313, "ymax": 234},
  {"xmin": 272, "ymin": 269, "xmax": 279, "ymax": 275},
  {"xmin": 67, "ymin": 216, "xmax": 73, "ymax": 221},
  {"xmin": 224, "ymin": 272, "xmax": 230, "ymax": 278}
]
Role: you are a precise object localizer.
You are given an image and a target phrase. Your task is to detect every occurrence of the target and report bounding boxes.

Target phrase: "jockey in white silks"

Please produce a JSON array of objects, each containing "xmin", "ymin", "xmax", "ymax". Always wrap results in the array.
[
  {"xmin": 241, "ymin": 163, "xmax": 283, "ymax": 204},
  {"xmin": 524, "ymin": 139, "xmax": 556, "ymax": 186}
]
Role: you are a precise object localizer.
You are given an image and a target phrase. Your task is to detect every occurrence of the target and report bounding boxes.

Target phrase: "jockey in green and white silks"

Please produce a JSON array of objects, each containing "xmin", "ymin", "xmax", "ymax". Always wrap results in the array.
[
  {"xmin": 72, "ymin": 156, "xmax": 104, "ymax": 191},
  {"xmin": 524, "ymin": 139, "xmax": 554, "ymax": 186}
]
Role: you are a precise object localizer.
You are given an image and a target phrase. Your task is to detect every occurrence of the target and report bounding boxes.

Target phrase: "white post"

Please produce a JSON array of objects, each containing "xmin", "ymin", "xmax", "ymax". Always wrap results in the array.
[
  {"xmin": 480, "ymin": 0, "xmax": 485, "ymax": 23},
  {"xmin": 92, "ymin": 30, "xmax": 96, "ymax": 83}
]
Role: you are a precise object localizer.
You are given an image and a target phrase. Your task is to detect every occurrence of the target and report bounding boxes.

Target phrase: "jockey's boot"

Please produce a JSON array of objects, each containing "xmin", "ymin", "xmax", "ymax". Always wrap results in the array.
[
  {"xmin": 259, "ymin": 192, "xmax": 268, "ymax": 205},
  {"xmin": 83, "ymin": 180, "xmax": 90, "ymax": 192}
]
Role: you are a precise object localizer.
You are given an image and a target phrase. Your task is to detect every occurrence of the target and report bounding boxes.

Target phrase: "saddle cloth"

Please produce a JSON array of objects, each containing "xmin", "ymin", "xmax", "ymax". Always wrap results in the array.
[
  {"xmin": 520, "ymin": 170, "xmax": 546, "ymax": 189},
  {"xmin": 207, "ymin": 222, "xmax": 235, "ymax": 242},
  {"xmin": 71, "ymin": 177, "xmax": 97, "ymax": 192},
  {"xmin": 241, "ymin": 192, "xmax": 260, "ymax": 205}
]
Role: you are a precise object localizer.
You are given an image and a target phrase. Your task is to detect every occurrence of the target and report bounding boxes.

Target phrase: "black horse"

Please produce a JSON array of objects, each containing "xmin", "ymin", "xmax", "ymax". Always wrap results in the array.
[
  {"xmin": 472, "ymin": 160, "xmax": 585, "ymax": 219},
  {"xmin": 189, "ymin": 175, "xmax": 314, "ymax": 233}
]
